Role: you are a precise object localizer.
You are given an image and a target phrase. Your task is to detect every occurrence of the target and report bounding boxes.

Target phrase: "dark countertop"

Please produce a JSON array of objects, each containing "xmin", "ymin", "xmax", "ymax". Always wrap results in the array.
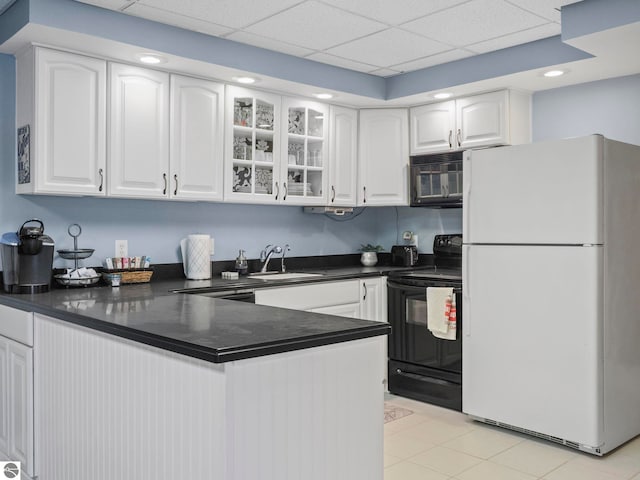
[{"xmin": 0, "ymin": 264, "xmax": 413, "ymax": 363}]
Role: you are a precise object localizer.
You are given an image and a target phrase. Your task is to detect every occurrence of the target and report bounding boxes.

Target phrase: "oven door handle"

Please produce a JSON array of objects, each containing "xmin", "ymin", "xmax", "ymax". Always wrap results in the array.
[{"xmin": 388, "ymin": 280, "xmax": 461, "ymax": 294}]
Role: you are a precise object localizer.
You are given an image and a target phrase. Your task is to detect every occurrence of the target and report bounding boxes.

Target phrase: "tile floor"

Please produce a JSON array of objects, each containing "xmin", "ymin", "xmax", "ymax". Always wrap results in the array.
[{"xmin": 384, "ymin": 394, "xmax": 640, "ymax": 480}]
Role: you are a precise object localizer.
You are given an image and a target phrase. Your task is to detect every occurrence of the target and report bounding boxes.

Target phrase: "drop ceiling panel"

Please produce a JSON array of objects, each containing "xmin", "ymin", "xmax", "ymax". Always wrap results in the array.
[
  {"xmin": 368, "ymin": 68, "xmax": 401, "ymax": 77},
  {"xmin": 226, "ymin": 31, "xmax": 314, "ymax": 57},
  {"xmin": 326, "ymin": 28, "xmax": 450, "ymax": 68},
  {"xmin": 243, "ymin": 1, "xmax": 386, "ymax": 51},
  {"xmin": 507, "ymin": 0, "xmax": 579, "ymax": 23},
  {"xmin": 391, "ymin": 49, "xmax": 473, "ymax": 73},
  {"xmin": 402, "ymin": 0, "xmax": 549, "ymax": 47},
  {"xmin": 319, "ymin": 0, "xmax": 470, "ymax": 26},
  {"xmin": 136, "ymin": 0, "xmax": 304, "ymax": 29},
  {"xmin": 76, "ymin": 0, "xmax": 132, "ymax": 8},
  {"xmin": 467, "ymin": 22, "xmax": 561, "ymax": 53},
  {"xmin": 305, "ymin": 52, "xmax": 378, "ymax": 73},
  {"xmin": 125, "ymin": 3, "xmax": 234, "ymax": 37},
  {"xmin": 71, "ymin": 0, "xmax": 588, "ymax": 78}
]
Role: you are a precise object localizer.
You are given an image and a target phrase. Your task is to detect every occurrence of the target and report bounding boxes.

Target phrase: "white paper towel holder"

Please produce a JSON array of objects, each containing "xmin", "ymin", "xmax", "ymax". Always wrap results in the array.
[{"xmin": 180, "ymin": 234, "xmax": 214, "ymax": 280}]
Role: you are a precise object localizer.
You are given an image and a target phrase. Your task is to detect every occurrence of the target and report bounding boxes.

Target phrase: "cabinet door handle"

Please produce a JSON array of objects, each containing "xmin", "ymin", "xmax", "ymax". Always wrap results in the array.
[
  {"xmin": 363, "ymin": 283, "xmax": 367, "ymax": 301},
  {"xmin": 275, "ymin": 181, "xmax": 279, "ymax": 200},
  {"xmin": 331, "ymin": 185, "xmax": 336, "ymax": 203},
  {"xmin": 283, "ymin": 182, "xmax": 288, "ymax": 201},
  {"xmin": 457, "ymin": 129, "xmax": 462, "ymax": 147},
  {"xmin": 448, "ymin": 130, "xmax": 453, "ymax": 148},
  {"xmin": 174, "ymin": 174, "xmax": 178, "ymax": 196},
  {"xmin": 163, "ymin": 173, "xmax": 167, "ymax": 195},
  {"xmin": 98, "ymin": 168, "xmax": 104, "ymax": 192},
  {"xmin": 363, "ymin": 186, "xmax": 367, "ymax": 204}
]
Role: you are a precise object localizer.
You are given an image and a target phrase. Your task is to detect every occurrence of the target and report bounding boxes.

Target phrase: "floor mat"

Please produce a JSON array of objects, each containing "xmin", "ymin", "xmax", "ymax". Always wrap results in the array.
[{"xmin": 384, "ymin": 403, "xmax": 413, "ymax": 424}]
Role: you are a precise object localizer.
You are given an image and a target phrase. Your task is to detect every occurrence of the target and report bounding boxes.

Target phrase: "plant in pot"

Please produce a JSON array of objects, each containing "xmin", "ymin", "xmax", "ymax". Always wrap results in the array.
[{"xmin": 359, "ymin": 244, "xmax": 384, "ymax": 267}]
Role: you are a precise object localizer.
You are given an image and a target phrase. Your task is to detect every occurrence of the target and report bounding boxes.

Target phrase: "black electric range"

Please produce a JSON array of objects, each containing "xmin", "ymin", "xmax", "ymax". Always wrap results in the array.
[{"xmin": 386, "ymin": 234, "xmax": 463, "ymax": 411}]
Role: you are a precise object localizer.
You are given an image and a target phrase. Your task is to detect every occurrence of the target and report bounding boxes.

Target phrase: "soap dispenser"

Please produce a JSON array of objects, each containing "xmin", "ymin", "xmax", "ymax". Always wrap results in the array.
[{"xmin": 235, "ymin": 249, "xmax": 248, "ymax": 275}]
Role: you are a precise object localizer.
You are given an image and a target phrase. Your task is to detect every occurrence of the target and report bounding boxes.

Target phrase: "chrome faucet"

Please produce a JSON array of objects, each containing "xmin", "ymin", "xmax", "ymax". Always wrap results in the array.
[
  {"xmin": 281, "ymin": 244, "xmax": 290, "ymax": 273},
  {"xmin": 260, "ymin": 244, "xmax": 282, "ymax": 273}
]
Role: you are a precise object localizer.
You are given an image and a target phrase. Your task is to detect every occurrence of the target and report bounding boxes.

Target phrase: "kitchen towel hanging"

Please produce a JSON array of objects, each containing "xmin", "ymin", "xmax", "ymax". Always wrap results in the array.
[
  {"xmin": 427, "ymin": 287, "xmax": 457, "ymax": 340},
  {"xmin": 180, "ymin": 234, "xmax": 214, "ymax": 280}
]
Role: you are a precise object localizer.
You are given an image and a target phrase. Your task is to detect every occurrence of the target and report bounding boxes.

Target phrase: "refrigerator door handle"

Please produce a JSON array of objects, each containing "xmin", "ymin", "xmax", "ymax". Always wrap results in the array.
[
  {"xmin": 463, "ymin": 244, "xmax": 471, "ymax": 337},
  {"xmin": 463, "ymin": 153, "xmax": 471, "ymax": 237}
]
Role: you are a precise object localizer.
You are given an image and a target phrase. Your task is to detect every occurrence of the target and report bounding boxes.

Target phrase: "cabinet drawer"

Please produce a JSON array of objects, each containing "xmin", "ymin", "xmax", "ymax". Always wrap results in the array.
[
  {"xmin": 0, "ymin": 304, "xmax": 34, "ymax": 346},
  {"xmin": 255, "ymin": 280, "xmax": 360, "ymax": 310}
]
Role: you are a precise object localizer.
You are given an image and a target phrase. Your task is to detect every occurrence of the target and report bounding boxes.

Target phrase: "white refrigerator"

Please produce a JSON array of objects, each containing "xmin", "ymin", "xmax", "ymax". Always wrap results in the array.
[{"xmin": 462, "ymin": 135, "xmax": 640, "ymax": 455}]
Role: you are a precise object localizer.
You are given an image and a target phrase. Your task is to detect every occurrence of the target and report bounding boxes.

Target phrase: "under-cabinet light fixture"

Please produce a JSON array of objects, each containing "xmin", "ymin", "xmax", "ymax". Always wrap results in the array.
[
  {"xmin": 433, "ymin": 92, "xmax": 452, "ymax": 99},
  {"xmin": 137, "ymin": 54, "xmax": 166, "ymax": 65},
  {"xmin": 233, "ymin": 76, "xmax": 257, "ymax": 84},
  {"xmin": 543, "ymin": 69, "xmax": 566, "ymax": 78},
  {"xmin": 313, "ymin": 93, "xmax": 334, "ymax": 100}
]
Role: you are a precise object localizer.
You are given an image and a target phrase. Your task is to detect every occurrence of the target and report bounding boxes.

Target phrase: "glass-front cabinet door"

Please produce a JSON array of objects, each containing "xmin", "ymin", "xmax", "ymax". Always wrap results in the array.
[
  {"xmin": 280, "ymin": 98, "xmax": 328, "ymax": 204},
  {"xmin": 224, "ymin": 86, "xmax": 281, "ymax": 203}
]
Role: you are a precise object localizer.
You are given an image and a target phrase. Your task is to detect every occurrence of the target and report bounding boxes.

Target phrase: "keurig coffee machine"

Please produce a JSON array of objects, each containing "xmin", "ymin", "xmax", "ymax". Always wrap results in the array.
[{"xmin": 1, "ymin": 219, "xmax": 54, "ymax": 293}]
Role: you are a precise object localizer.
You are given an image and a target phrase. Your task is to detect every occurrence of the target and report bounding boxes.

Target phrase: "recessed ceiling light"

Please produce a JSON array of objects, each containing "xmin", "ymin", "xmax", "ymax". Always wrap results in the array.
[
  {"xmin": 313, "ymin": 93, "xmax": 334, "ymax": 100},
  {"xmin": 137, "ymin": 54, "xmax": 165, "ymax": 65},
  {"xmin": 543, "ymin": 69, "xmax": 566, "ymax": 78},
  {"xmin": 233, "ymin": 76, "xmax": 257, "ymax": 84},
  {"xmin": 433, "ymin": 92, "xmax": 452, "ymax": 99}
]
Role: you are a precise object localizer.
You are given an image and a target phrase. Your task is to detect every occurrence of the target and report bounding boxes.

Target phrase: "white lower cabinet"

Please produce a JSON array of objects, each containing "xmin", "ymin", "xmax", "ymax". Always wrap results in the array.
[
  {"xmin": 0, "ymin": 305, "xmax": 34, "ymax": 479},
  {"xmin": 254, "ymin": 277, "xmax": 387, "ymax": 322},
  {"xmin": 254, "ymin": 276, "xmax": 389, "ymax": 389}
]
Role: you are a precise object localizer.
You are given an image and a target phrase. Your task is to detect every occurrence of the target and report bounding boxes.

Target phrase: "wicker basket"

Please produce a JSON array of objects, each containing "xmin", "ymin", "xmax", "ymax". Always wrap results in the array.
[{"xmin": 103, "ymin": 269, "xmax": 153, "ymax": 284}]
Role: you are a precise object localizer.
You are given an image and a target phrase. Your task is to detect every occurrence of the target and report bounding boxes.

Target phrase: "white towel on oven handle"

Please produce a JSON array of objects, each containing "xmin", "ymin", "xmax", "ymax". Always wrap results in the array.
[{"xmin": 427, "ymin": 287, "xmax": 456, "ymax": 340}]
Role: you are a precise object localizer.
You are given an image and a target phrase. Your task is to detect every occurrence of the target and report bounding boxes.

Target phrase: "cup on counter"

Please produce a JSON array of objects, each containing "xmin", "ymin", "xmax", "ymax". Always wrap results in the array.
[{"xmin": 111, "ymin": 274, "xmax": 121, "ymax": 287}]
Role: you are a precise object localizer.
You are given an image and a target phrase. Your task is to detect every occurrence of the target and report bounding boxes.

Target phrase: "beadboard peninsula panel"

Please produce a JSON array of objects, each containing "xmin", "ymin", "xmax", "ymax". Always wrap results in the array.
[
  {"xmin": 34, "ymin": 314, "xmax": 227, "ymax": 480},
  {"xmin": 226, "ymin": 336, "xmax": 385, "ymax": 480}
]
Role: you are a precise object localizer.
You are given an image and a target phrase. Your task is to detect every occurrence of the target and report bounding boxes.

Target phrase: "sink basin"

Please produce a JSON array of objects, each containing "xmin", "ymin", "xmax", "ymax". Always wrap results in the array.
[{"xmin": 248, "ymin": 272, "xmax": 323, "ymax": 280}]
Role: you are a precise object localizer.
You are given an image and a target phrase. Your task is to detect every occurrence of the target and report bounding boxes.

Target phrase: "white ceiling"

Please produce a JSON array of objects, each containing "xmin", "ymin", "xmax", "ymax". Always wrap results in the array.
[{"xmin": 75, "ymin": 0, "xmax": 580, "ymax": 77}]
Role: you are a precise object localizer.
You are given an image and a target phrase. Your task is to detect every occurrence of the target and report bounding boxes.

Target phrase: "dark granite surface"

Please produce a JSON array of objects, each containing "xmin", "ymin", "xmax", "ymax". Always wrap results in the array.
[{"xmin": 0, "ymin": 264, "xmax": 419, "ymax": 363}]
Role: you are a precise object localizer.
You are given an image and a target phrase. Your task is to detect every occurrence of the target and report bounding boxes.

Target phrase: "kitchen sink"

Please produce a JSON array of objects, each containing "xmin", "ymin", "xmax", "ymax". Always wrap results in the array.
[{"xmin": 248, "ymin": 272, "xmax": 324, "ymax": 280}]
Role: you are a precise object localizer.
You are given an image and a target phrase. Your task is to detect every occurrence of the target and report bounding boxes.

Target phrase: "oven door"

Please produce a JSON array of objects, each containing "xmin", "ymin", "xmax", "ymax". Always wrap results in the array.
[
  {"xmin": 388, "ymin": 280, "xmax": 462, "ymax": 372},
  {"xmin": 387, "ymin": 279, "xmax": 463, "ymax": 410}
]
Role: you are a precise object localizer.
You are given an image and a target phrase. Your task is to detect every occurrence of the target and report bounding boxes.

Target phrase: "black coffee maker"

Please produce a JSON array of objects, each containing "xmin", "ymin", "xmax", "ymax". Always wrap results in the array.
[{"xmin": 1, "ymin": 219, "xmax": 54, "ymax": 293}]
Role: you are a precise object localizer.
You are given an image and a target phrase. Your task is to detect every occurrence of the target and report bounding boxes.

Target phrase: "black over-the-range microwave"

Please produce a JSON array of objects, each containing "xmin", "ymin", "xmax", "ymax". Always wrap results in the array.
[{"xmin": 409, "ymin": 151, "xmax": 463, "ymax": 207}]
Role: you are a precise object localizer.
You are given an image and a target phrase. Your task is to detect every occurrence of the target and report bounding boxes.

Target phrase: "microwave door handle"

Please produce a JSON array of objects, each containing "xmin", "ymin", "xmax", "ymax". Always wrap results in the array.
[{"xmin": 448, "ymin": 130, "xmax": 452, "ymax": 149}]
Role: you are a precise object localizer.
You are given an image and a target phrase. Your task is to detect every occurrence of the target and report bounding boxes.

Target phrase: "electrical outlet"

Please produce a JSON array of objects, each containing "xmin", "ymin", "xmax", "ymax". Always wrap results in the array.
[{"xmin": 115, "ymin": 240, "xmax": 128, "ymax": 258}]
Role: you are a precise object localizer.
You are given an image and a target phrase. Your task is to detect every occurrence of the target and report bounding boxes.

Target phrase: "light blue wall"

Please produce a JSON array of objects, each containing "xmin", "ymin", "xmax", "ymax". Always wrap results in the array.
[
  {"xmin": 0, "ymin": 53, "xmax": 458, "ymax": 268},
  {"xmin": 532, "ymin": 74, "xmax": 640, "ymax": 145}
]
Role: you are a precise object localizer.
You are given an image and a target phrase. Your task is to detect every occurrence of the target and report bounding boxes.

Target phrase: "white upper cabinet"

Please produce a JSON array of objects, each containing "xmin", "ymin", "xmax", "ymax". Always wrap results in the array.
[
  {"xmin": 280, "ymin": 98, "xmax": 328, "ymax": 205},
  {"xmin": 16, "ymin": 47, "xmax": 106, "ymax": 195},
  {"xmin": 170, "ymin": 75, "xmax": 225, "ymax": 201},
  {"xmin": 358, "ymin": 109, "xmax": 409, "ymax": 206},
  {"xmin": 108, "ymin": 63, "xmax": 170, "ymax": 198},
  {"xmin": 328, "ymin": 106, "xmax": 358, "ymax": 207},
  {"xmin": 225, "ymin": 86, "xmax": 281, "ymax": 204},
  {"xmin": 225, "ymin": 87, "xmax": 328, "ymax": 205},
  {"xmin": 410, "ymin": 101, "xmax": 456, "ymax": 155},
  {"xmin": 410, "ymin": 90, "xmax": 531, "ymax": 155}
]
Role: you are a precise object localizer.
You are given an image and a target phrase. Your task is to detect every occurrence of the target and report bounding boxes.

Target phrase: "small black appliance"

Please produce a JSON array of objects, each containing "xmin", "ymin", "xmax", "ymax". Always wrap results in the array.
[
  {"xmin": 391, "ymin": 245, "xmax": 418, "ymax": 266},
  {"xmin": 1, "ymin": 219, "xmax": 54, "ymax": 293}
]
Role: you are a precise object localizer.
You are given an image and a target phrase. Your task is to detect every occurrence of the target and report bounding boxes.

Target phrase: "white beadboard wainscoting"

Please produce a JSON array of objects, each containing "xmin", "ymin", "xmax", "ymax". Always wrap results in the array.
[{"xmin": 34, "ymin": 314, "xmax": 385, "ymax": 479}]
